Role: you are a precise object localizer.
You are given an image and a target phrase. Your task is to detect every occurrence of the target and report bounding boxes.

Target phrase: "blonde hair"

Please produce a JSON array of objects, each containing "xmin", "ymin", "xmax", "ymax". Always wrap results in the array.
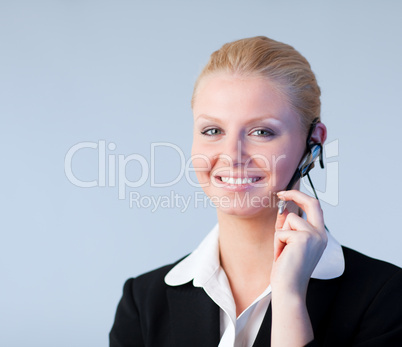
[{"xmin": 191, "ymin": 36, "xmax": 321, "ymax": 135}]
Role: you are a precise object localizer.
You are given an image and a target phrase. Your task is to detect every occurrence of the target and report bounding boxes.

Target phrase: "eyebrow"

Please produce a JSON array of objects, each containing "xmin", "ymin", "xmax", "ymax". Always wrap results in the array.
[
  {"xmin": 194, "ymin": 114, "xmax": 221, "ymax": 123},
  {"xmin": 195, "ymin": 114, "xmax": 282, "ymax": 125}
]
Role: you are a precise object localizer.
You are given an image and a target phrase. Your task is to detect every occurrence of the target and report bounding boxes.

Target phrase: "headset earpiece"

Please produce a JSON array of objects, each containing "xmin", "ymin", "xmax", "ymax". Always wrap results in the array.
[
  {"xmin": 300, "ymin": 142, "xmax": 323, "ymax": 177},
  {"xmin": 283, "ymin": 119, "xmax": 324, "ymax": 191}
]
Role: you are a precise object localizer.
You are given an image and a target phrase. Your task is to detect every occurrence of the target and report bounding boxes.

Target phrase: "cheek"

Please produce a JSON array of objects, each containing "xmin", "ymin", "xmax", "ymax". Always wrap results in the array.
[
  {"xmin": 270, "ymin": 146, "xmax": 304, "ymax": 189},
  {"xmin": 191, "ymin": 142, "xmax": 215, "ymax": 183},
  {"xmin": 191, "ymin": 141, "xmax": 210, "ymax": 169},
  {"xmin": 270, "ymin": 156, "xmax": 295, "ymax": 189},
  {"xmin": 251, "ymin": 144, "xmax": 302, "ymax": 190}
]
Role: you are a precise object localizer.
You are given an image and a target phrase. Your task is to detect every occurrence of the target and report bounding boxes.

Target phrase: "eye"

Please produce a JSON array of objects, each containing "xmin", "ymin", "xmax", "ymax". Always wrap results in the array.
[
  {"xmin": 201, "ymin": 128, "xmax": 222, "ymax": 136},
  {"xmin": 250, "ymin": 128, "xmax": 275, "ymax": 137}
]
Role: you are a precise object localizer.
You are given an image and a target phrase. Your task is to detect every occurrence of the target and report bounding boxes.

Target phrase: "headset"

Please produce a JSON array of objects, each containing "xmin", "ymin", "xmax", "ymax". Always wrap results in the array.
[{"xmin": 277, "ymin": 117, "xmax": 329, "ymax": 232}]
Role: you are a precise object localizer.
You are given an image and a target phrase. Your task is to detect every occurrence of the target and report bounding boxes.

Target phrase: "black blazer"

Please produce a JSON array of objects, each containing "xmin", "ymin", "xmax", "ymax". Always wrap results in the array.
[{"xmin": 110, "ymin": 247, "xmax": 402, "ymax": 346}]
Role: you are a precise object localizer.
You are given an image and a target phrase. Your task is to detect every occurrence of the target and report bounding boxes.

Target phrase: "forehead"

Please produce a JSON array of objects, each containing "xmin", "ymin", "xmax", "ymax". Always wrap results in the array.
[{"xmin": 193, "ymin": 73, "xmax": 296, "ymax": 125}]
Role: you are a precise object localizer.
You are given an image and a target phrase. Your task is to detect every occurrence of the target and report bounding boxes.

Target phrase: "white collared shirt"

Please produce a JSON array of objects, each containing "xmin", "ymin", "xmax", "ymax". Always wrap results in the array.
[{"xmin": 165, "ymin": 215, "xmax": 345, "ymax": 346}]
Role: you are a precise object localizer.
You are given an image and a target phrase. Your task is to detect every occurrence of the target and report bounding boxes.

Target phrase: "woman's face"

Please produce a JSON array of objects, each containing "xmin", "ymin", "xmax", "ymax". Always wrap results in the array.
[{"xmin": 191, "ymin": 73, "xmax": 307, "ymax": 218}]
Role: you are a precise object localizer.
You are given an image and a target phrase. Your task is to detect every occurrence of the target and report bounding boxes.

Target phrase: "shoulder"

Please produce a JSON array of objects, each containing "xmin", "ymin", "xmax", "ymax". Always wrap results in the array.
[
  {"xmin": 334, "ymin": 246, "xmax": 402, "ymax": 322},
  {"xmin": 308, "ymin": 246, "xmax": 402, "ymax": 344},
  {"xmin": 341, "ymin": 245, "xmax": 402, "ymax": 285},
  {"xmin": 310, "ymin": 245, "xmax": 402, "ymax": 318},
  {"xmin": 122, "ymin": 254, "xmax": 190, "ymax": 300},
  {"xmin": 334, "ymin": 247, "xmax": 402, "ymax": 343},
  {"xmin": 136, "ymin": 254, "xmax": 189, "ymax": 283},
  {"xmin": 110, "ymin": 255, "xmax": 192, "ymax": 346}
]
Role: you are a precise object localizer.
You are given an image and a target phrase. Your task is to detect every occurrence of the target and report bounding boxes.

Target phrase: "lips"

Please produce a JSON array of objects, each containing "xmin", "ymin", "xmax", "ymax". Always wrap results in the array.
[{"xmin": 219, "ymin": 176, "xmax": 262, "ymax": 185}]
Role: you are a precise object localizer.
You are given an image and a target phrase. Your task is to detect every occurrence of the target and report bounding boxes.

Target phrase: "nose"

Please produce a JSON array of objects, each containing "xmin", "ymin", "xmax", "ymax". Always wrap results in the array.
[{"xmin": 218, "ymin": 132, "xmax": 248, "ymax": 167}]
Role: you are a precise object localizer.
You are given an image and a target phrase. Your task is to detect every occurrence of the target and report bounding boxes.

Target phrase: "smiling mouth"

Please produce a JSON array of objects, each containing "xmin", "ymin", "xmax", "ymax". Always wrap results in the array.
[{"xmin": 218, "ymin": 176, "xmax": 263, "ymax": 185}]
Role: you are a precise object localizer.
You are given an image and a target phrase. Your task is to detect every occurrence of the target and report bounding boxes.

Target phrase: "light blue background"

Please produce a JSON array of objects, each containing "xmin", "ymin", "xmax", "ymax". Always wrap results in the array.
[{"xmin": 1, "ymin": 1, "xmax": 401, "ymax": 346}]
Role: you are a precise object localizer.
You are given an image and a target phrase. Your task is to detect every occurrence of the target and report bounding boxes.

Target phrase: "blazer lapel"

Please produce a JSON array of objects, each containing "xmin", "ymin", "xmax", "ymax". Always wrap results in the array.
[
  {"xmin": 166, "ymin": 278, "xmax": 340, "ymax": 346},
  {"xmin": 167, "ymin": 282, "xmax": 220, "ymax": 346},
  {"xmin": 253, "ymin": 303, "xmax": 272, "ymax": 346},
  {"xmin": 306, "ymin": 278, "xmax": 341, "ymax": 338}
]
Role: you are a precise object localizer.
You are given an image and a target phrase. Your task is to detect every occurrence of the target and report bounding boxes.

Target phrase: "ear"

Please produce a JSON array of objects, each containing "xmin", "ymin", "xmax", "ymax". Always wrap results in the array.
[{"xmin": 310, "ymin": 122, "xmax": 327, "ymax": 145}]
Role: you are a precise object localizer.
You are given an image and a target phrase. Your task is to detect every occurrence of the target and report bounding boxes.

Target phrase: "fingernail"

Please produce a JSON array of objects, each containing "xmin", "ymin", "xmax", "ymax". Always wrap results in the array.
[{"xmin": 277, "ymin": 191, "xmax": 286, "ymax": 197}]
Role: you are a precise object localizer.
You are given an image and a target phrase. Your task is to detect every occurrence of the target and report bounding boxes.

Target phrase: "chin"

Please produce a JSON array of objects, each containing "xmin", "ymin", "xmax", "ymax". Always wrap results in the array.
[
  {"xmin": 216, "ymin": 205, "xmax": 276, "ymax": 220},
  {"xmin": 209, "ymin": 191, "xmax": 277, "ymax": 218}
]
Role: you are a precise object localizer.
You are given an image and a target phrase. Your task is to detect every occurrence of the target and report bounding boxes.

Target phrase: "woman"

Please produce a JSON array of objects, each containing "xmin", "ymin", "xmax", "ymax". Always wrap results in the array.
[{"xmin": 110, "ymin": 36, "xmax": 402, "ymax": 346}]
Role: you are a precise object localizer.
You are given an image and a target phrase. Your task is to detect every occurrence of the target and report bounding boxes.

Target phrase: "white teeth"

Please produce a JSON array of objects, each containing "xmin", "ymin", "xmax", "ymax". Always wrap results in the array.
[{"xmin": 220, "ymin": 177, "xmax": 260, "ymax": 184}]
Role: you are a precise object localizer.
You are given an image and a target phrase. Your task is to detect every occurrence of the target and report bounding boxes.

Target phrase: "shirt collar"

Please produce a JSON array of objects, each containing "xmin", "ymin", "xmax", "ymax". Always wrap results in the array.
[{"xmin": 165, "ymin": 213, "xmax": 345, "ymax": 286}]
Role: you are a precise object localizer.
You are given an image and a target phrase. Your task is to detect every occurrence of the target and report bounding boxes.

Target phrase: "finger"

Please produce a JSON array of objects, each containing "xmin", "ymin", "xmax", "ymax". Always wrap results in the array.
[
  {"xmin": 275, "ymin": 205, "xmax": 289, "ymax": 231},
  {"xmin": 273, "ymin": 230, "xmax": 294, "ymax": 261},
  {"xmin": 273, "ymin": 230, "xmax": 288, "ymax": 261},
  {"xmin": 276, "ymin": 190, "xmax": 324, "ymax": 230},
  {"xmin": 281, "ymin": 212, "xmax": 313, "ymax": 231}
]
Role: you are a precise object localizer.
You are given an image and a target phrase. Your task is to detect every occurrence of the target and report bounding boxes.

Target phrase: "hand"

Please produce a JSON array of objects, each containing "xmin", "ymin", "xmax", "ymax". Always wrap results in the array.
[
  {"xmin": 270, "ymin": 190, "xmax": 327, "ymax": 347},
  {"xmin": 271, "ymin": 189, "xmax": 328, "ymax": 297}
]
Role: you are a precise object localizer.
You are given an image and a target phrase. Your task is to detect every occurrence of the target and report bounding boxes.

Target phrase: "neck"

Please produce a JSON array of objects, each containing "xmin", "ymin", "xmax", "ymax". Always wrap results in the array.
[
  {"xmin": 217, "ymin": 201, "xmax": 302, "ymax": 282},
  {"xmin": 217, "ymin": 209, "xmax": 275, "ymax": 281},
  {"xmin": 215, "ymin": 187, "xmax": 303, "ymax": 315}
]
